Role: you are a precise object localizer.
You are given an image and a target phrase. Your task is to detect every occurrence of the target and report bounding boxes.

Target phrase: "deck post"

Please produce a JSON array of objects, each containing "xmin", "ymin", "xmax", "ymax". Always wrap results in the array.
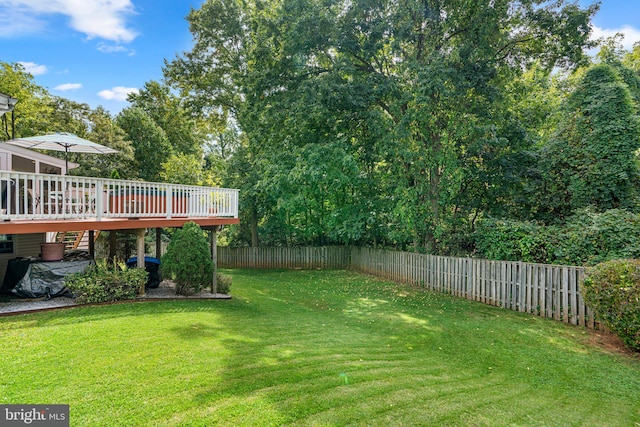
[
  {"xmin": 95, "ymin": 181, "xmax": 103, "ymax": 220},
  {"xmin": 108, "ymin": 231, "xmax": 117, "ymax": 260},
  {"xmin": 210, "ymin": 226, "xmax": 219, "ymax": 294},
  {"xmin": 88, "ymin": 230, "xmax": 95, "ymax": 259},
  {"xmin": 155, "ymin": 227, "xmax": 162, "ymax": 258},
  {"xmin": 136, "ymin": 228, "xmax": 146, "ymax": 295},
  {"xmin": 166, "ymin": 185, "xmax": 173, "ymax": 219}
]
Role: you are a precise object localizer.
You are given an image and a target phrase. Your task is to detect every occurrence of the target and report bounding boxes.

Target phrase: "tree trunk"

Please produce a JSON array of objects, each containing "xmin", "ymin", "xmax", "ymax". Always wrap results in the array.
[
  {"xmin": 426, "ymin": 128, "xmax": 442, "ymax": 254},
  {"xmin": 251, "ymin": 204, "xmax": 259, "ymax": 247},
  {"xmin": 210, "ymin": 228, "xmax": 218, "ymax": 294}
]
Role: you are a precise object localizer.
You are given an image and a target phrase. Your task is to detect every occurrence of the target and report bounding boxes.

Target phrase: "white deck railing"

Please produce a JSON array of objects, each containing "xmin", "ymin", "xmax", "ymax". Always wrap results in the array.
[{"xmin": 0, "ymin": 172, "xmax": 239, "ymax": 221}]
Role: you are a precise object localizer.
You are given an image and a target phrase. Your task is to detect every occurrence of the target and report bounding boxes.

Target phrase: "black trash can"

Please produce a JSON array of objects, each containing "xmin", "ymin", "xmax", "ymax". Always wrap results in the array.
[{"xmin": 126, "ymin": 256, "xmax": 162, "ymax": 289}]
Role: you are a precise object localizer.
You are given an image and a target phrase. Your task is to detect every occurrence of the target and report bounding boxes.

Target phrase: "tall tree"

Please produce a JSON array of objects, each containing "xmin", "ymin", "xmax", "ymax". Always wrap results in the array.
[
  {"xmin": 379, "ymin": 0, "xmax": 596, "ymax": 250},
  {"xmin": 43, "ymin": 96, "xmax": 91, "ymax": 137},
  {"xmin": 597, "ymin": 37, "xmax": 640, "ymax": 110},
  {"xmin": 541, "ymin": 63, "xmax": 640, "ymax": 216},
  {"xmin": 205, "ymin": 126, "xmax": 239, "ymax": 184},
  {"xmin": 623, "ymin": 41, "xmax": 640, "ymax": 73},
  {"xmin": 161, "ymin": 152, "xmax": 216, "ymax": 186},
  {"xmin": 73, "ymin": 107, "xmax": 136, "ymax": 178},
  {"xmin": 165, "ymin": 0, "xmax": 598, "ymax": 250},
  {"xmin": 116, "ymin": 107, "xmax": 174, "ymax": 182},
  {"xmin": 0, "ymin": 62, "xmax": 53, "ymax": 140},
  {"xmin": 127, "ymin": 80, "xmax": 204, "ymax": 156}
]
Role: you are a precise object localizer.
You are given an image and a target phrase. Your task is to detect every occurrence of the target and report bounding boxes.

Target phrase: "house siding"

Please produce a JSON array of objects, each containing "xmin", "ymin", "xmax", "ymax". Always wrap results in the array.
[{"xmin": 0, "ymin": 233, "xmax": 45, "ymax": 286}]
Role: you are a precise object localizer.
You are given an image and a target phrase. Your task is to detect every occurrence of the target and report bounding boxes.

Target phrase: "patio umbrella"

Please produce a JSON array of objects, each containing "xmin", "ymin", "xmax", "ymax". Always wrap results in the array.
[{"xmin": 5, "ymin": 132, "xmax": 118, "ymax": 172}]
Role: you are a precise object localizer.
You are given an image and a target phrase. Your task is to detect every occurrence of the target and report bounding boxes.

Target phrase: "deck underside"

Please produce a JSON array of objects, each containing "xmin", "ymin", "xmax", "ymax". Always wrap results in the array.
[{"xmin": 0, "ymin": 217, "xmax": 239, "ymax": 234}]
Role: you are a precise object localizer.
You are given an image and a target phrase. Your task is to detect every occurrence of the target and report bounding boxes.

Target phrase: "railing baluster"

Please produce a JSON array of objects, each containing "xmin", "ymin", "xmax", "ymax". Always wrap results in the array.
[{"xmin": 166, "ymin": 184, "xmax": 173, "ymax": 219}]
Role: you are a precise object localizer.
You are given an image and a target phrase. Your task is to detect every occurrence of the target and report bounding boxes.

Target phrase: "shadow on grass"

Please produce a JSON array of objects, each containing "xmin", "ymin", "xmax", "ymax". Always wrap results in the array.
[{"xmin": 0, "ymin": 297, "xmax": 258, "ymax": 332}]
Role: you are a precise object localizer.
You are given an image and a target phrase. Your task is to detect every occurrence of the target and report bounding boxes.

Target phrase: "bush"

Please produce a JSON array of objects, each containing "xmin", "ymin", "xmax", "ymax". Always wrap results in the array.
[
  {"xmin": 581, "ymin": 259, "xmax": 640, "ymax": 351},
  {"xmin": 552, "ymin": 208, "xmax": 640, "ymax": 266},
  {"xmin": 161, "ymin": 222, "xmax": 214, "ymax": 296},
  {"xmin": 216, "ymin": 272, "xmax": 232, "ymax": 294},
  {"xmin": 65, "ymin": 260, "xmax": 147, "ymax": 304},
  {"xmin": 475, "ymin": 218, "xmax": 550, "ymax": 263},
  {"xmin": 475, "ymin": 209, "xmax": 640, "ymax": 266}
]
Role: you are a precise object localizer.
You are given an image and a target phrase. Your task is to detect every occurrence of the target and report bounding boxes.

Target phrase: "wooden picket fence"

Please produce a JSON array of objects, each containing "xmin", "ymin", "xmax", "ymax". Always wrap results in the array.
[
  {"xmin": 350, "ymin": 247, "xmax": 594, "ymax": 328},
  {"xmin": 217, "ymin": 246, "xmax": 596, "ymax": 329},
  {"xmin": 217, "ymin": 246, "xmax": 351, "ymax": 269}
]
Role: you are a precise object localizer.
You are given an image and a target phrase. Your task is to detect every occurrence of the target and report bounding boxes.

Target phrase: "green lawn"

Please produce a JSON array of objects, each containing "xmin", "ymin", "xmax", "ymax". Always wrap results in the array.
[{"xmin": 1, "ymin": 269, "xmax": 638, "ymax": 426}]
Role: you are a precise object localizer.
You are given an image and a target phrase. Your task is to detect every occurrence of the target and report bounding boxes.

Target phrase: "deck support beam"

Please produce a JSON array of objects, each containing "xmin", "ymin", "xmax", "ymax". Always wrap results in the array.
[
  {"xmin": 136, "ymin": 228, "xmax": 146, "ymax": 295},
  {"xmin": 108, "ymin": 230, "xmax": 116, "ymax": 260},
  {"xmin": 209, "ymin": 226, "xmax": 220, "ymax": 294},
  {"xmin": 88, "ymin": 230, "xmax": 95, "ymax": 259},
  {"xmin": 155, "ymin": 228, "xmax": 162, "ymax": 259}
]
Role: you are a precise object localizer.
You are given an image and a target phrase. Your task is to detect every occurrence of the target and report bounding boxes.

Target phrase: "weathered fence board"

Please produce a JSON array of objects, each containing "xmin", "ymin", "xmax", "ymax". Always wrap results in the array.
[
  {"xmin": 218, "ymin": 246, "xmax": 593, "ymax": 328},
  {"xmin": 217, "ymin": 246, "xmax": 351, "ymax": 270}
]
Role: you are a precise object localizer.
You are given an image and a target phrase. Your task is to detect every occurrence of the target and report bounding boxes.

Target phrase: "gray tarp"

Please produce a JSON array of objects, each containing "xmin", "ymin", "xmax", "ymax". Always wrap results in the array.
[{"xmin": 11, "ymin": 260, "xmax": 93, "ymax": 299}]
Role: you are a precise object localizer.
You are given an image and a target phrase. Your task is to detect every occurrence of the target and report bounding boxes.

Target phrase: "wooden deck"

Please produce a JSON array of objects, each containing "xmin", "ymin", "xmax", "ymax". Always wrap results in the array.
[{"xmin": 0, "ymin": 171, "xmax": 239, "ymax": 234}]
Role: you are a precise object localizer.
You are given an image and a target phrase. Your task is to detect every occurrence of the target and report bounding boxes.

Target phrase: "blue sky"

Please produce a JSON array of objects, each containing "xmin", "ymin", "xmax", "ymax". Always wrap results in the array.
[
  {"xmin": 0, "ymin": 0, "xmax": 638, "ymax": 115},
  {"xmin": 0, "ymin": 0, "xmax": 203, "ymax": 113}
]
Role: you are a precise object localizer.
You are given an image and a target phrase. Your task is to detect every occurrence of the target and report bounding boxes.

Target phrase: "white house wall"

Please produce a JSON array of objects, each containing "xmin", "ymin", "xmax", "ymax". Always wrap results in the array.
[{"xmin": 0, "ymin": 143, "xmax": 77, "ymax": 175}]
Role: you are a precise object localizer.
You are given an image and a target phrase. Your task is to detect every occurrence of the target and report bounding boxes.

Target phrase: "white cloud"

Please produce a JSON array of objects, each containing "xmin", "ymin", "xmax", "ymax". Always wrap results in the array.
[
  {"xmin": 97, "ymin": 42, "xmax": 135, "ymax": 56},
  {"xmin": 0, "ymin": 0, "xmax": 138, "ymax": 43},
  {"xmin": 0, "ymin": 9, "xmax": 44, "ymax": 38},
  {"xmin": 97, "ymin": 43, "xmax": 128, "ymax": 53},
  {"xmin": 98, "ymin": 86, "xmax": 138, "ymax": 102},
  {"xmin": 592, "ymin": 25, "xmax": 640, "ymax": 51},
  {"xmin": 18, "ymin": 61, "xmax": 49, "ymax": 76},
  {"xmin": 54, "ymin": 83, "xmax": 83, "ymax": 91}
]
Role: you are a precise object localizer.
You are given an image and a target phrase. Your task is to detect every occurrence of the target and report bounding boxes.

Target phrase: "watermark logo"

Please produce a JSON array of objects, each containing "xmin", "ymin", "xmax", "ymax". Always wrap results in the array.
[{"xmin": 1, "ymin": 405, "xmax": 69, "ymax": 426}]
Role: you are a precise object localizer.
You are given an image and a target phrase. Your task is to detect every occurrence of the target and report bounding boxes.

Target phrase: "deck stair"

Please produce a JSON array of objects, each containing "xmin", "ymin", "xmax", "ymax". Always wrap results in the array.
[{"xmin": 56, "ymin": 231, "xmax": 100, "ymax": 251}]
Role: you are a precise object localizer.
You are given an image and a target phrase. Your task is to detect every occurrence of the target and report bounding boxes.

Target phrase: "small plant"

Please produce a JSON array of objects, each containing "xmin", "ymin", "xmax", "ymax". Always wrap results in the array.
[
  {"xmin": 581, "ymin": 259, "xmax": 640, "ymax": 351},
  {"xmin": 65, "ymin": 259, "xmax": 147, "ymax": 304},
  {"xmin": 161, "ymin": 222, "xmax": 214, "ymax": 296},
  {"xmin": 216, "ymin": 272, "xmax": 232, "ymax": 294}
]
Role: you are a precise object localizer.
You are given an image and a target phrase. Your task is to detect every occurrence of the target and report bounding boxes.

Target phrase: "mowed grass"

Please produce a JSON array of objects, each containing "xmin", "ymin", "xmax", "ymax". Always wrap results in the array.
[{"xmin": 0, "ymin": 269, "xmax": 639, "ymax": 426}]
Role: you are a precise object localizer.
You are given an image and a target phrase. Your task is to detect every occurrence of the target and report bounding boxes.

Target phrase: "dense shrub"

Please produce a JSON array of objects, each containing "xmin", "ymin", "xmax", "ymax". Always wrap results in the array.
[
  {"xmin": 475, "ymin": 218, "xmax": 550, "ymax": 263},
  {"xmin": 581, "ymin": 259, "xmax": 640, "ymax": 351},
  {"xmin": 161, "ymin": 222, "xmax": 214, "ymax": 296},
  {"xmin": 216, "ymin": 272, "xmax": 232, "ymax": 294},
  {"xmin": 552, "ymin": 209, "xmax": 640, "ymax": 266},
  {"xmin": 65, "ymin": 260, "xmax": 147, "ymax": 304},
  {"xmin": 475, "ymin": 209, "xmax": 640, "ymax": 266}
]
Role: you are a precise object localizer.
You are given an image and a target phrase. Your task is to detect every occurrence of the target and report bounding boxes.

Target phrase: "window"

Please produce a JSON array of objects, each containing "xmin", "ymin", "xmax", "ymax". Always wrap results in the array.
[{"xmin": 0, "ymin": 234, "xmax": 14, "ymax": 254}]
